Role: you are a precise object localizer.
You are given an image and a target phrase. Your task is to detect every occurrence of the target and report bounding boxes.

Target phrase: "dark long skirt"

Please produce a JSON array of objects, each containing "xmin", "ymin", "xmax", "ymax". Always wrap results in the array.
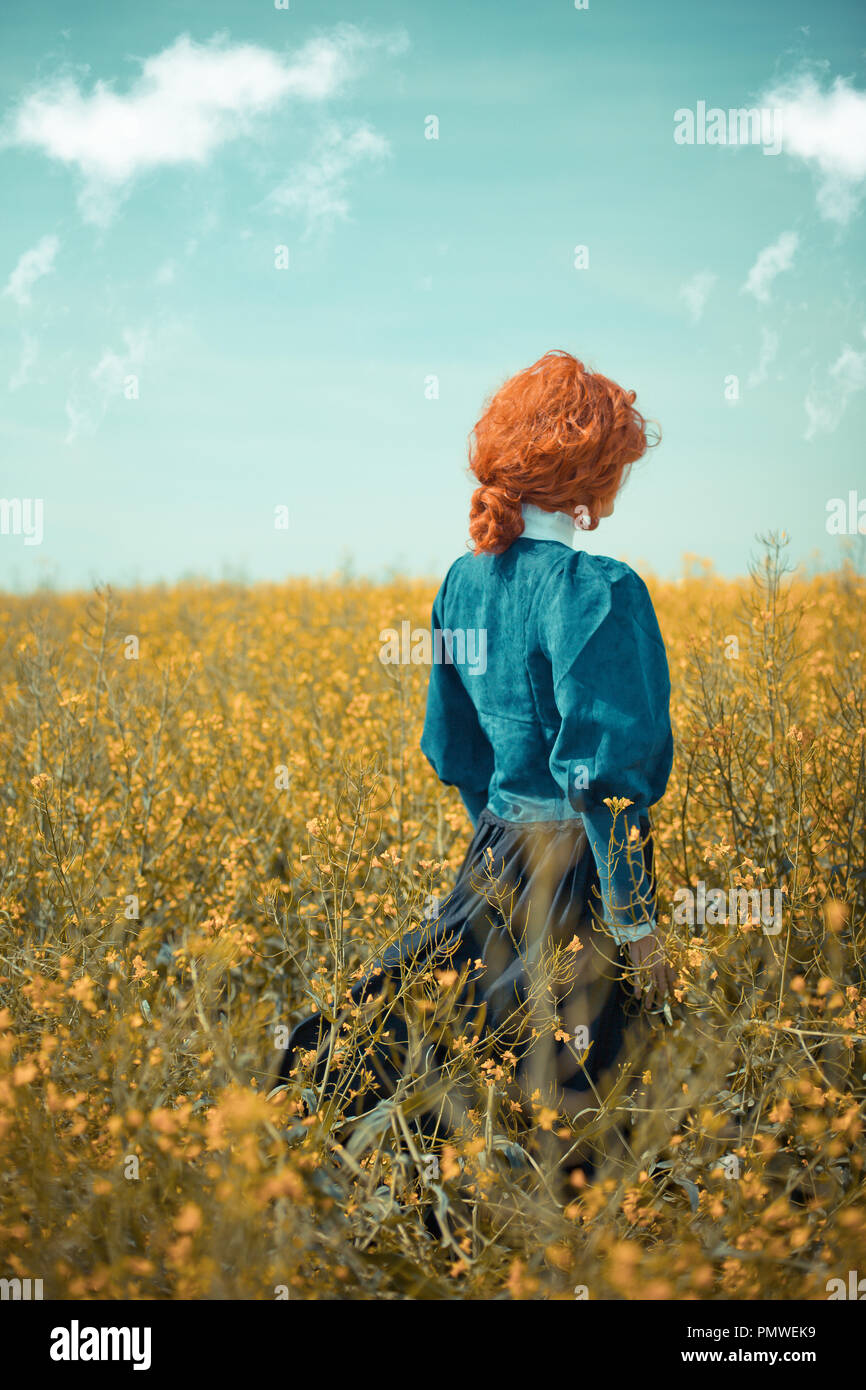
[{"xmin": 278, "ymin": 807, "xmax": 655, "ymax": 1171}]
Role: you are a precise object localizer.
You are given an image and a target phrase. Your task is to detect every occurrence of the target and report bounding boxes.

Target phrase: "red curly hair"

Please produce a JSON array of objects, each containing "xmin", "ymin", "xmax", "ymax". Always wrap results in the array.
[{"xmin": 467, "ymin": 349, "xmax": 658, "ymax": 555}]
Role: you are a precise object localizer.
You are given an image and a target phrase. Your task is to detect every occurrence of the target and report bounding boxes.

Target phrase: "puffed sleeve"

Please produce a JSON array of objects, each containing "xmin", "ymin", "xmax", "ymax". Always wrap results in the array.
[
  {"xmin": 539, "ymin": 558, "xmax": 674, "ymax": 943},
  {"xmin": 420, "ymin": 574, "xmax": 495, "ymax": 827}
]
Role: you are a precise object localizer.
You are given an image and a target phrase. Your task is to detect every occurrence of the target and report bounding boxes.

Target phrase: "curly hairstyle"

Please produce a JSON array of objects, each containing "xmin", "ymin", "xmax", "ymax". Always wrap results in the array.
[{"xmin": 467, "ymin": 349, "xmax": 659, "ymax": 555}]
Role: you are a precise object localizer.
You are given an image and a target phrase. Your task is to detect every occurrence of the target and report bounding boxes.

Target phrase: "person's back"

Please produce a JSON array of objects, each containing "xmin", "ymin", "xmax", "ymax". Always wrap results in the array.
[{"xmin": 423, "ymin": 521, "xmax": 672, "ymax": 830}]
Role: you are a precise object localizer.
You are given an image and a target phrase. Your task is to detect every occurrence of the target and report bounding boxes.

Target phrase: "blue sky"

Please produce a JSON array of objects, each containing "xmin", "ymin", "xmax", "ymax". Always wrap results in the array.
[{"xmin": 2, "ymin": 0, "xmax": 865, "ymax": 590}]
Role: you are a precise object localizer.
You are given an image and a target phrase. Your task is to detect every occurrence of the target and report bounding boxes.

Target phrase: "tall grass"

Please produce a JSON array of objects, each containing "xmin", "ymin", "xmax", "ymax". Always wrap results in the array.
[{"xmin": 0, "ymin": 537, "xmax": 863, "ymax": 1299}]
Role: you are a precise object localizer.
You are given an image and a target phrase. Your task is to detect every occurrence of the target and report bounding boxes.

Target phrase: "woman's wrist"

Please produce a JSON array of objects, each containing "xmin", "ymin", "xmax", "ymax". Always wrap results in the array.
[{"xmin": 606, "ymin": 917, "xmax": 656, "ymax": 946}]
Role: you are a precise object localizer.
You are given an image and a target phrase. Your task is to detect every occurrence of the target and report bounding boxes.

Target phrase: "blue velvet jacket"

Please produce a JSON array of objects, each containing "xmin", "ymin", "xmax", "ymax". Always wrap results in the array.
[{"xmin": 419, "ymin": 507, "xmax": 674, "ymax": 944}]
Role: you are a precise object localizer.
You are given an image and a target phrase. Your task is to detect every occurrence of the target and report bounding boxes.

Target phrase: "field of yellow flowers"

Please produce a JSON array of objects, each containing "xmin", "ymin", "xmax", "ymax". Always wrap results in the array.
[{"xmin": 0, "ymin": 535, "xmax": 864, "ymax": 1301}]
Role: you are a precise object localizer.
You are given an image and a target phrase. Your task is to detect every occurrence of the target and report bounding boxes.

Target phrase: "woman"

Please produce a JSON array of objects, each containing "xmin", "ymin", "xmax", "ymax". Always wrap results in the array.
[{"xmin": 279, "ymin": 349, "xmax": 674, "ymax": 1173}]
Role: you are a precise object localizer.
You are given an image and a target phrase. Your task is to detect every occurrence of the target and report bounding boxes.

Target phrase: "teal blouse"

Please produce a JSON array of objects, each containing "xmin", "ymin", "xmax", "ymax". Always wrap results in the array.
[{"xmin": 420, "ymin": 526, "xmax": 674, "ymax": 944}]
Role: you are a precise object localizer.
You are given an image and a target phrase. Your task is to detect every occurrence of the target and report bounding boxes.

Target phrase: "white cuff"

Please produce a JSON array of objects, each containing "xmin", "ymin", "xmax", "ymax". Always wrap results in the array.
[{"xmin": 606, "ymin": 918, "xmax": 656, "ymax": 946}]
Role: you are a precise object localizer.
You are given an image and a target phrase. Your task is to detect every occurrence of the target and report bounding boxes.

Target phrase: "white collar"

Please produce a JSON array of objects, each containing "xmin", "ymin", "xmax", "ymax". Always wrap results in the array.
[{"xmin": 519, "ymin": 502, "xmax": 576, "ymax": 548}]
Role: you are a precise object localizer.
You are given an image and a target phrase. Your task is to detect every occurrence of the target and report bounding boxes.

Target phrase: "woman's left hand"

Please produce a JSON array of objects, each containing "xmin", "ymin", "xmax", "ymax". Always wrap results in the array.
[{"xmin": 626, "ymin": 931, "xmax": 675, "ymax": 1011}]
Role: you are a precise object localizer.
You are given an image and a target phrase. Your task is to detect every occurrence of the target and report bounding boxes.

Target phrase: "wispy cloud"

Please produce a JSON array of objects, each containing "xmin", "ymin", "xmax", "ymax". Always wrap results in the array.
[
  {"xmin": 267, "ymin": 122, "xmax": 389, "ymax": 234},
  {"xmin": 742, "ymin": 231, "xmax": 798, "ymax": 303},
  {"xmin": 747, "ymin": 326, "xmax": 779, "ymax": 388},
  {"xmin": 3, "ymin": 28, "xmax": 404, "ymax": 225},
  {"xmin": 8, "ymin": 332, "xmax": 39, "ymax": 391},
  {"xmin": 804, "ymin": 338, "xmax": 866, "ymax": 440},
  {"xmin": 3, "ymin": 233, "xmax": 60, "ymax": 306},
  {"xmin": 679, "ymin": 270, "xmax": 717, "ymax": 322},
  {"xmin": 760, "ymin": 71, "xmax": 866, "ymax": 224},
  {"xmin": 65, "ymin": 328, "xmax": 149, "ymax": 443}
]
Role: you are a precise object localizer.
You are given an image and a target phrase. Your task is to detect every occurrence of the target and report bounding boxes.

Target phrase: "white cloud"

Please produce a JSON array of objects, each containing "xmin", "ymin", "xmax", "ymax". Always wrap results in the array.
[
  {"xmin": 154, "ymin": 260, "xmax": 176, "ymax": 286},
  {"xmin": 8, "ymin": 332, "xmax": 39, "ymax": 391},
  {"xmin": 804, "ymin": 341, "xmax": 866, "ymax": 440},
  {"xmin": 267, "ymin": 122, "xmax": 389, "ymax": 233},
  {"xmin": 3, "ymin": 233, "xmax": 60, "ymax": 305},
  {"xmin": 679, "ymin": 270, "xmax": 717, "ymax": 322},
  {"xmin": 3, "ymin": 28, "xmax": 401, "ymax": 224},
  {"xmin": 65, "ymin": 327, "xmax": 149, "ymax": 443},
  {"xmin": 747, "ymin": 326, "xmax": 779, "ymax": 388},
  {"xmin": 742, "ymin": 231, "xmax": 798, "ymax": 303},
  {"xmin": 761, "ymin": 71, "xmax": 866, "ymax": 224}
]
